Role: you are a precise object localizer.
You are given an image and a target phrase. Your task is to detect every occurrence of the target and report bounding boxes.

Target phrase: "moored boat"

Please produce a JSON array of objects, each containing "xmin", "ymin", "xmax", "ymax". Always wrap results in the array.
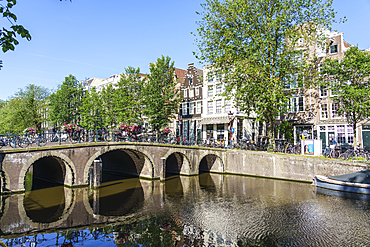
[{"xmin": 313, "ymin": 170, "xmax": 370, "ymax": 195}]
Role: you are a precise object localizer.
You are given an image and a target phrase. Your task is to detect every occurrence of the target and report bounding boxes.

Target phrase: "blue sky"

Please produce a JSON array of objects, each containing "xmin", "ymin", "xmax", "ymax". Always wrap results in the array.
[{"xmin": 0, "ymin": 0, "xmax": 369, "ymax": 100}]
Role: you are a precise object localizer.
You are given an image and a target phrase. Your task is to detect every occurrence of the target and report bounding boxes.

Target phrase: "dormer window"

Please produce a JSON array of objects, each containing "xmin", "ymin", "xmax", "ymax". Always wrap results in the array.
[
  {"xmin": 330, "ymin": 44, "xmax": 338, "ymax": 54},
  {"xmin": 189, "ymin": 77, "xmax": 193, "ymax": 85}
]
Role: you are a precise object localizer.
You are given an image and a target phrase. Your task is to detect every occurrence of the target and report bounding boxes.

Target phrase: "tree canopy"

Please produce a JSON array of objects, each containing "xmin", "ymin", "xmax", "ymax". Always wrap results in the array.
[
  {"xmin": 49, "ymin": 74, "xmax": 83, "ymax": 127},
  {"xmin": 0, "ymin": 84, "xmax": 49, "ymax": 133},
  {"xmin": 194, "ymin": 0, "xmax": 338, "ymax": 147},
  {"xmin": 318, "ymin": 46, "xmax": 370, "ymax": 149},
  {"xmin": 143, "ymin": 55, "xmax": 181, "ymax": 132}
]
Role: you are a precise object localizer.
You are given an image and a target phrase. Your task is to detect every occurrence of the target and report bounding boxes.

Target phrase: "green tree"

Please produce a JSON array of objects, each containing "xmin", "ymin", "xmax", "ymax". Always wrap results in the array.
[
  {"xmin": 194, "ymin": 0, "xmax": 338, "ymax": 148},
  {"xmin": 114, "ymin": 66, "xmax": 144, "ymax": 126},
  {"xmin": 80, "ymin": 87, "xmax": 103, "ymax": 130},
  {"xmin": 49, "ymin": 75, "xmax": 83, "ymax": 127},
  {"xmin": 318, "ymin": 46, "xmax": 370, "ymax": 149},
  {"xmin": 143, "ymin": 56, "xmax": 180, "ymax": 132},
  {"xmin": 100, "ymin": 84, "xmax": 117, "ymax": 128},
  {"xmin": 0, "ymin": 0, "xmax": 69, "ymax": 69},
  {"xmin": 0, "ymin": 84, "xmax": 49, "ymax": 133}
]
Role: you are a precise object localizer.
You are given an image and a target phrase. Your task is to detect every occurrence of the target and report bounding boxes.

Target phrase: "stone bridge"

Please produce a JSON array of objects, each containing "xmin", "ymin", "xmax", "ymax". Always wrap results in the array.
[
  {"xmin": 0, "ymin": 142, "xmax": 226, "ymax": 194},
  {"xmin": 0, "ymin": 142, "xmax": 366, "ymax": 195}
]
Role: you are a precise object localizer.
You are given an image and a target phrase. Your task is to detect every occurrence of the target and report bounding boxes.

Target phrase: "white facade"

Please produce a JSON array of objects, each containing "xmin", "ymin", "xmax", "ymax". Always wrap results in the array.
[{"xmin": 201, "ymin": 66, "xmax": 261, "ymax": 144}]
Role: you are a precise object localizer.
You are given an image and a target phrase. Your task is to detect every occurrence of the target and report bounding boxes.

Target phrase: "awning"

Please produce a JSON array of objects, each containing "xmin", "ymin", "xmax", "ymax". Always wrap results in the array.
[{"xmin": 199, "ymin": 117, "xmax": 230, "ymax": 125}]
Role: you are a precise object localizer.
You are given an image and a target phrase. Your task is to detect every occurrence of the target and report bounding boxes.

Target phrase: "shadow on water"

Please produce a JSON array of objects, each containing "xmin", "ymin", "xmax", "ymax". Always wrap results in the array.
[
  {"xmin": 165, "ymin": 175, "xmax": 184, "ymax": 198},
  {"xmin": 315, "ymin": 187, "xmax": 370, "ymax": 202},
  {"xmin": 198, "ymin": 172, "xmax": 216, "ymax": 193},
  {"xmin": 23, "ymin": 185, "xmax": 66, "ymax": 223},
  {"xmin": 88, "ymin": 177, "xmax": 144, "ymax": 216}
]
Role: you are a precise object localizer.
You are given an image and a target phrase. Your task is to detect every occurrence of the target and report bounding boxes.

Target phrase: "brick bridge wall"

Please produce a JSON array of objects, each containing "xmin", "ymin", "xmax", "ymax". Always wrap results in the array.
[{"xmin": 0, "ymin": 142, "xmax": 366, "ymax": 194}]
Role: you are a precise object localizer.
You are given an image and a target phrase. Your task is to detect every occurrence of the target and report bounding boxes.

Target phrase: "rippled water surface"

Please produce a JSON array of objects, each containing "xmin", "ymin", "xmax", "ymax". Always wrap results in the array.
[{"xmin": 1, "ymin": 174, "xmax": 370, "ymax": 246}]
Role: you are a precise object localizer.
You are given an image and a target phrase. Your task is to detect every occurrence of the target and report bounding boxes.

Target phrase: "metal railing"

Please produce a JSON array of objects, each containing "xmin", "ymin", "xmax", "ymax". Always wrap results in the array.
[{"xmin": 0, "ymin": 130, "xmax": 268, "ymax": 151}]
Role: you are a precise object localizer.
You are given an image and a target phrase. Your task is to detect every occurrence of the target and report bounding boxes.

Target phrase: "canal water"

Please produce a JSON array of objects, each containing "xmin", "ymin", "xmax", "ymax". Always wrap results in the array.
[{"xmin": 1, "ymin": 174, "xmax": 370, "ymax": 246}]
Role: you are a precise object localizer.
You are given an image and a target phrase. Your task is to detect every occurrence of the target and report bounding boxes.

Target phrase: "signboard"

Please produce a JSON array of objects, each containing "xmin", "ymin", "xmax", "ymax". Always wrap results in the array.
[
  {"xmin": 301, "ymin": 139, "xmax": 322, "ymax": 156},
  {"xmin": 231, "ymin": 128, "xmax": 235, "ymax": 133},
  {"xmin": 302, "ymin": 139, "xmax": 314, "ymax": 155}
]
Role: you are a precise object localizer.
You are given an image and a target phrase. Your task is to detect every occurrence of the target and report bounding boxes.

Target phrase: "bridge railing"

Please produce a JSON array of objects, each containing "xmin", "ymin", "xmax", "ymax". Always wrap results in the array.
[{"xmin": 0, "ymin": 131, "xmax": 268, "ymax": 151}]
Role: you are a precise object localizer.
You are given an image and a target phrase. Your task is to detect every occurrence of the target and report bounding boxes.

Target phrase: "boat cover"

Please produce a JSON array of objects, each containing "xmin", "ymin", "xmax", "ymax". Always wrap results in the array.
[{"xmin": 329, "ymin": 169, "xmax": 370, "ymax": 184}]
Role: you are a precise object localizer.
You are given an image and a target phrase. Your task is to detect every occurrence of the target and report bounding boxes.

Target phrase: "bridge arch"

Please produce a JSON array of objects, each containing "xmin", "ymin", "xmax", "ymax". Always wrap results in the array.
[
  {"xmin": 0, "ymin": 168, "xmax": 10, "ymax": 194},
  {"xmin": 83, "ymin": 146, "xmax": 155, "ymax": 184},
  {"xmin": 161, "ymin": 149, "xmax": 192, "ymax": 179},
  {"xmin": 19, "ymin": 151, "xmax": 76, "ymax": 192},
  {"xmin": 18, "ymin": 187, "xmax": 76, "ymax": 229},
  {"xmin": 198, "ymin": 151, "xmax": 225, "ymax": 173}
]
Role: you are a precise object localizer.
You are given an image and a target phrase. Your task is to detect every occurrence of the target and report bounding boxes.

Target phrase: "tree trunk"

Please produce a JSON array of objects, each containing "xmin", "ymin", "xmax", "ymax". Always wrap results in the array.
[{"xmin": 353, "ymin": 121, "xmax": 357, "ymax": 151}]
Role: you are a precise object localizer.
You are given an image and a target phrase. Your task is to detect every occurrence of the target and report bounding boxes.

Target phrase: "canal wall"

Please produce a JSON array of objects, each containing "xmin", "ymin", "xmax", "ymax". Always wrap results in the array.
[{"xmin": 225, "ymin": 150, "xmax": 368, "ymax": 183}]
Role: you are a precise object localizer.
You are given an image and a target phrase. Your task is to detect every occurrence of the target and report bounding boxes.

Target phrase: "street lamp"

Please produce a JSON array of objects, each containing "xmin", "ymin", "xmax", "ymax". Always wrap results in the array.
[{"xmin": 228, "ymin": 111, "xmax": 235, "ymax": 145}]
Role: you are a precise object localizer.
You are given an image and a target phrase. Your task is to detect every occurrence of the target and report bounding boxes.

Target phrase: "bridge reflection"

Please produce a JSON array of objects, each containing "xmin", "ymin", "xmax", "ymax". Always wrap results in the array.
[{"xmin": 0, "ymin": 173, "xmax": 218, "ymax": 237}]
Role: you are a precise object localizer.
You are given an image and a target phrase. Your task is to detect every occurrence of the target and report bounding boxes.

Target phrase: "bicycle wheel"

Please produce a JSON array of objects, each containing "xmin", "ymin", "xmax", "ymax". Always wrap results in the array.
[
  {"xmin": 19, "ymin": 137, "xmax": 30, "ymax": 148},
  {"xmin": 38, "ymin": 136, "xmax": 47, "ymax": 146}
]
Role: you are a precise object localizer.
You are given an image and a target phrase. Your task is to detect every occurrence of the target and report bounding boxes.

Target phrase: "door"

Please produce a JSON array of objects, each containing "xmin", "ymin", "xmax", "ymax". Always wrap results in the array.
[
  {"xmin": 320, "ymin": 132, "xmax": 326, "ymax": 149},
  {"xmin": 363, "ymin": 131, "xmax": 370, "ymax": 149}
]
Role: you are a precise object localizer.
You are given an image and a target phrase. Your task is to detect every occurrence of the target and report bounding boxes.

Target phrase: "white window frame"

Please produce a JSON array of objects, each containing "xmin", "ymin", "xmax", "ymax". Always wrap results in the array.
[
  {"xmin": 189, "ymin": 88, "xmax": 194, "ymax": 98},
  {"xmin": 207, "ymin": 101, "xmax": 213, "ymax": 114},
  {"xmin": 331, "ymin": 102, "xmax": 340, "ymax": 119},
  {"xmin": 208, "ymin": 85, "xmax": 213, "ymax": 98},
  {"xmin": 216, "ymin": 83, "xmax": 222, "ymax": 95},
  {"xmin": 216, "ymin": 99, "xmax": 222, "ymax": 113},
  {"xmin": 189, "ymin": 102, "xmax": 194, "ymax": 115},
  {"xmin": 196, "ymin": 101, "xmax": 202, "ymax": 114},
  {"xmin": 319, "ymin": 86, "xmax": 328, "ymax": 98},
  {"xmin": 320, "ymin": 103, "xmax": 328, "ymax": 119}
]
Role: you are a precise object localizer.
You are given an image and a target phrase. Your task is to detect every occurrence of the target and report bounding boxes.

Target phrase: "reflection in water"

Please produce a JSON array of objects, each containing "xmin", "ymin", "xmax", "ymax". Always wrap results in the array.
[
  {"xmin": 2, "ymin": 174, "xmax": 370, "ymax": 246},
  {"xmin": 164, "ymin": 175, "xmax": 184, "ymax": 198},
  {"xmin": 88, "ymin": 177, "xmax": 144, "ymax": 216},
  {"xmin": 23, "ymin": 186, "xmax": 66, "ymax": 223},
  {"xmin": 198, "ymin": 172, "xmax": 216, "ymax": 193}
]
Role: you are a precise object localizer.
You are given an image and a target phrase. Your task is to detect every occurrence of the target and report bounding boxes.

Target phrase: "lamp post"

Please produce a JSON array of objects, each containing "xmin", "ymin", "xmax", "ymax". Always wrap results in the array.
[{"xmin": 228, "ymin": 111, "xmax": 235, "ymax": 145}]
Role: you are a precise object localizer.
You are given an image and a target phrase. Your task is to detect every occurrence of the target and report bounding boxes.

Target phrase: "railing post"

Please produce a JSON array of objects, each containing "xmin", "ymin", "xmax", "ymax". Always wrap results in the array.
[
  {"xmin": 14, "ymin": 134, "xmax": 17, "ymax": 148},
  {"xmin": 59, "ymin": 131, "xmax": 61, "ymax": 145},
  {"xmin": 37, "ymin": 133, "xmax": 40, "ymax": 147}
]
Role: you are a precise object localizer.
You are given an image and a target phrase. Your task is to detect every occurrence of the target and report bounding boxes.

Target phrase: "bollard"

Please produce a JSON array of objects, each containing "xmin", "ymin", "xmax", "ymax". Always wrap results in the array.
[{"xmin": 59, "ymin": 132, "xmax": 61, "ymax": 145}]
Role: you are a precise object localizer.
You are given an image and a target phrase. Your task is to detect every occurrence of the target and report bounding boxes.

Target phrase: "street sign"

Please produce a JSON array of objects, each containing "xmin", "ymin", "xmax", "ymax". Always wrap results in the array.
[{"xmin": 231, "ymin": 128, "xmax": 235, "ymax": 133}]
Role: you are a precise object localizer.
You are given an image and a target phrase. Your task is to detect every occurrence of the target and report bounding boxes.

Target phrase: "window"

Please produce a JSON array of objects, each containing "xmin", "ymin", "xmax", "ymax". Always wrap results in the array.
[
  {"xmin": 216, "ymin": 83, "xmax": 222, "ymax": 95},
  {"xmin": 217, "ymin": 124, "xmax": 224, "ymax": 141},
  {"xmin": 216, "ymin": 100, "xmax": 222, "ymax": 113},
  {"xmin": 208, "ymin": 85, "xmax": 213, "ymax": 98},
  {"xmin": 189, "ymin": 102, "xmax": 194, "ymax": 115},
  {"xmin": 320, "ymin": 86, "xmax": 328, "ymax": 97},
  {"xmin": 298, "ymin": 38, "xmax": 304, "ymax": 46},
  {"xmin": 288, "ymin": 96, "xmax": 304, "ymax": 113},
  {"xmin": 195, "ymin": 87, "xmax": 199, "ymax": 96},
  {"xmin": 189, "ymin": 77, "xmax": 193, "ymax": 85},
  {"xmin": 196, "ymin": 101, "xmax": 202, "ymax": 114},
  {"xmin": 321, "ymin": 103, "xmax": 328, "ymax": 119},
  {"xmin": 331, "ymin": 102, "xmax": 340, "ymax": 118},
  {"xmin": 216, "ymin": 70, "xmax": 222, "ymax": 81},
  {"xmin": 189, "ymin": 88, "xmax": 194, "ymax": 98},
  {"xmin": 347, "ymin": 125, "xmax": 354, "ymax": 144},
  {"xmin": 224, "ymin": 100, "xmax": 231, "ymax": 113},
  {"xmin": 330, "ymin": 44, "xmax": 338, "ymax": 54},
  {"xmin": 337, "ymin": 125, "xmax": 345, "ymax": 143},
  {"xmin": 183, "ymin": 103, "xmax": 188, "ymax": 116},
  {"xmin": 320, "ymin": 126, "xmax": 326, "ymax": 131},
  {"xmin": 184, "ymin": 89, "xmax": 187, "ymax": 98},
  {"xmin": 208, "ymin": 72, "xmax": 214, "ymax": 82},
  {"xmin": 207, "ymin": 101, "xmax": 213, "ymax": 114}
]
